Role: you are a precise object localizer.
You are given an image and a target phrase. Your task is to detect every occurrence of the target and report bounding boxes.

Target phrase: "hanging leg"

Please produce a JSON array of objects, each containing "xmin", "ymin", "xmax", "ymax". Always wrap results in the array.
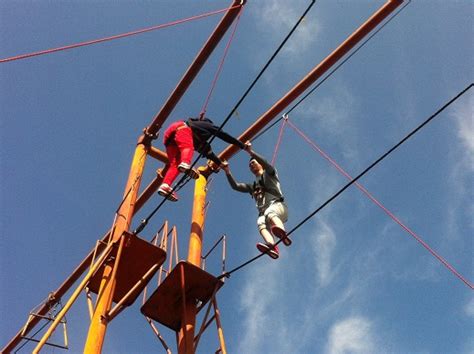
[
  {"xmin": 175, "ymin": 127, "xmax": 199, "ymax": 179},
  {"xmin": 159, "ymin": 143, "xmax": 180, "ymax": 201},
  {"xmin": 256, "ymin": 217, "xmax": 279, "ymax": 259},
  {"xmin": 266, "ymin": 203, "xmax": 291, "ymax": 246}
]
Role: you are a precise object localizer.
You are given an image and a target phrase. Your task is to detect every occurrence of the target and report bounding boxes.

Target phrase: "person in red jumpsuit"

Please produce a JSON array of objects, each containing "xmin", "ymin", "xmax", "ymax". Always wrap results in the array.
[{"xmin": 158, "ymin": 117, "xmax": 245, "ymax": 201}]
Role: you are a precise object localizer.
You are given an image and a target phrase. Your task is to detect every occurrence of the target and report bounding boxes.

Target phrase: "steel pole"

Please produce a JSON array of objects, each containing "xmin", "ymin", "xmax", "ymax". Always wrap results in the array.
[
  {"xmin": 146, "ymin": 0, "xmax": 245, "ymax": 135},
  {"xmin": 83, "ymin": 139, "xmax": 149, "ymax": 353},
  {"xmin": 177, "ymin": 169, "xmax": 208, "ymax": 354},
  {"xmin": 3, "ymin": 1, "xmax": 245, "ymax": 351},
  {"xmin": 31, "ymin": 242, "xmax": 114, "ymax": 353}
]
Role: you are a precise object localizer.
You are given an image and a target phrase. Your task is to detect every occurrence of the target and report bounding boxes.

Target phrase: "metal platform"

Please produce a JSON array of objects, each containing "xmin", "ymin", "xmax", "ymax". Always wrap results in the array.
[
  {"xmin": 88, "ymin": 232, "xmax": 166, "ymax": 307},
  {"xmin": 141, "ymin": 261, "xmax": 224, "ymax": 331}
]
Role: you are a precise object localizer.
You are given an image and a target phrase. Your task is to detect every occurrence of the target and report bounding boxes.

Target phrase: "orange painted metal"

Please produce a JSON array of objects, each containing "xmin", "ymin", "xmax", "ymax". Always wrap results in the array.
[
  {"xmin": 31, "ymin": 240, "xmax": 115, "ymax": 353},
  {"xmin": 135, "ymin": 168, "xmax": 165, "ymax": 212},
  {"xmin": 218, "ymin": 0, "xmax": 404, "ymax": 162},
  {"xmin": 187, "ymin": 169, "xmax": 207, "ymax": 267},
  {"xmin": 212, "ymin": 297, "xmax": 227, "ymax": 354},
  {"xmin": 5, "ymin": 2, "xmax": 246, "ymax": 349},
  {"xmin": 3, "ymin": 1, "xmax": 403, "ymax": 352},
  {"xmin": 84, "ymin": 140, "xmax": 149, "ymax": 353},
  {"xmin": 149, "ymin": 146, "xmax": 169, "ymax": 163},
  {"xmin": 2, "ymin": 231, "xmax": 109, "ymax": 353},
  {"xmin": 146, "ymin": 0, "xmax": 245, "ymax": 136},
  {"xmin": 84, "ymin": 233, "xmax": 127, "ymax": 353},
  {"xmin": 180, "ymin": 170, "xmax": 207, "ymax": 354},
  {"xmin": 88, "ymin": 232, "xmax": 166, "ymax": 307},
  {"xmin": 140, "ymin": 261, "xmax": 223, "ymax": 331}
]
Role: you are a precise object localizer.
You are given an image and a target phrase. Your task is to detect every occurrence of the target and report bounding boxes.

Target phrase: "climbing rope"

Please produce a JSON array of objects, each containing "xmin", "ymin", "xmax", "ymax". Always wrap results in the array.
[
  {"xmin": 220, "ymin": 83, "xmax": 474, "ymax": 290},
  {"xmin": 270, "ymin": 116, "xmax": 287, "ymax": 165},
  {"xmin": 250, "ymin": 0, "xmax": 411, "ymax": 144},
  {"xmin": 200, "ymin": 0, "xmax": 316, "ymax": 157},
  {"xmin": 286, "ymin": 0, "xmax": 412, "ymax": 115},
  {"xmin": 0, "ymin": 5, "xmax": 241, "ymax": 64},
  {"xmin": 200, "ymin": 5, "xmax": 244, "ymax": 118},
  {"xmin": 285, "ymin": 117, "xmax": 473, "ymax": 289},
  {"xmin": 133, "ymin": 0, "xmax": 317, "ymax": 235}
]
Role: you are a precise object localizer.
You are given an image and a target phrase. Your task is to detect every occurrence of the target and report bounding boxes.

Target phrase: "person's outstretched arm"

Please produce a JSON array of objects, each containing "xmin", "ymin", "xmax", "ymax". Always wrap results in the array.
[
  {"xmin": 222, "ymin": 162, "xmax": 251, "ymax": 193},
  {"xmin": 245, "ymin": 142, "xmax": 276, "ymax": 175},
  {"xmin": 201, "ymin": 145, "xmax": 222, "ymax": 166},
  {"xmin": 191, "ymin": 118, "xmax": 245, "ymax": 149},
  {"xmin": 213, "ymin": 128, "xmax": 246, "ymax": 149}
]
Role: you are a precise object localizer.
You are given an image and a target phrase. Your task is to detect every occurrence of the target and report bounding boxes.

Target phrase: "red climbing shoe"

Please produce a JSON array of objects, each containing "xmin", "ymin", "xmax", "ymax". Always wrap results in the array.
[
  {"xmin": 271, "ymin": 226, "xmax": 291, "ymax": 246},
  {"xmin": 178, "ymin": 162, "xmax": 200, "ymax": 179},
  {"xmin": 157, "ymin": 184, "xmax": 178, "ymax": 202},
  {"xmin": 256, "ymin": 242, "xmax": 279, "ymax": 259}
]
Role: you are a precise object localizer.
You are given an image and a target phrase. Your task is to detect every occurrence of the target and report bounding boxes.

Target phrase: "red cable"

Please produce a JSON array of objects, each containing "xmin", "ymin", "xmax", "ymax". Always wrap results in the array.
[
  {"xmin": 271, "ymin": 116, "xmax": 287, "ymax": 165},
  {"xmin": 286, "ymin": 118, "xmax": 473, "ymax": 289},
  {"xmin": 1, "ymin": 5, "xmax": 241, "ymax": 64},
  {"xmin": 200, "ymin": 5, "xmax": 244, "ymax": 117}
]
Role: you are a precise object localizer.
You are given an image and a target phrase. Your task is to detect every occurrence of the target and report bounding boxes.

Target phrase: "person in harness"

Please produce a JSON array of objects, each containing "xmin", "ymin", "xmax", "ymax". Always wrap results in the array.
[
  {"xmin": 158, "ymin": 117, "xmax": 246, "ymax": 201},
  {"xmin": 222, "ymin": 142, "xmax": 290, "ymax": 259}
]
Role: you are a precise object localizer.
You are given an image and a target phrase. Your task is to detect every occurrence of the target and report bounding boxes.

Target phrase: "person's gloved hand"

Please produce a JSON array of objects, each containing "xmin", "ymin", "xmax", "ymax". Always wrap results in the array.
[
  {"xmin": 221, "ymin": 160, "xmax": 230, "ymax": 174},
  {"xmin": 207, "ymin": 160, "xmax": 221, "ymax": 173}
]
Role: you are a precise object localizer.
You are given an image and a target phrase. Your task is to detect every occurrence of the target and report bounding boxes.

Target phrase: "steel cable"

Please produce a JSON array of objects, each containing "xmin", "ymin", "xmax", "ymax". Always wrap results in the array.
[{"xmin": 220, "ymin": 83, "xmax": 474, "ymax": 283}]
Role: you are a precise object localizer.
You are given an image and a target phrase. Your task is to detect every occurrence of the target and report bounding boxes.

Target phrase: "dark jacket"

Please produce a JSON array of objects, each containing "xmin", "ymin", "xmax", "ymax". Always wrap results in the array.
[{"xmin": 187, "ymin": 117, "xmax": 245, "ymax": 165}]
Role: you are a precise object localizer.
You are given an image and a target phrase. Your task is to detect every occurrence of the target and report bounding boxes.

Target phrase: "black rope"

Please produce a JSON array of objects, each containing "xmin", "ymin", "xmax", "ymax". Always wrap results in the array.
[
  {"xmin": 207, "ymin": 0, "xmax": 316, "ymax": 146},
  {"xmin": 252, "ymin": 116, "xmax": 284, "ymax": 141},
  {"xmin": 133, "ymin": 0, "xmax": 317, "ymax": 235},
  {"xmin": 247, "ymin": 1, "xmax": 411, "ymax": 143},
  {"xmin": 219, "ymin": 83, "xmax": 473, "ymax": 279},
  {"xmin": 286, "ymin": 0, "xmax": 411, "ymax": 115},
  {"xmin": 218, "ymin": 0, "xmax": 412, "ymax": 274}
]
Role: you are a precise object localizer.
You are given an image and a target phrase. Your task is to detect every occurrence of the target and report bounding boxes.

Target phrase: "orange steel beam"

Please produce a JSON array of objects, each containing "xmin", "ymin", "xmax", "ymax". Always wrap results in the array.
[
  {"xmin": 4, "ymin": 1, "xmax": 243, "ymax": 340},
  {"xmin": 187, "ymin": 170, "xmax": 207, "ymax": 267},
  {"xmin": 84, "ymin": 138, "xmax": 149, "ymax": 353},
  {"xmin": 146, "ymin": 0, "xmax": 245, "ymax": 136},
  {"xmin": 212, "ymin": 298, "xmax": 227, "ymax": 354},
  {"xmin": 32, "ymin": 241, "xmax": 115, "ymax": 353},
  {"xmin": 5, "ymin": 141, "xmax": 158, "ymax": 353},
  {"xmin": 218, "ymin": 0, "xmax": 404, "ymax": 162},
  {"xmin": 149, "ymin": 146, "xmax": 169, "ymax": 163},
  {"xmin": 3, "ymin": 188, "xmax": 161, "ymax": 354},
  {"xmin": 5, "ymin": 3, "xmax": 245, "ymax": 348},
  {"xmin": 5, "ymin": 1, "xmax": 400, "ymax": 352},
  {"xmin": 177, "ymin": 168, "xmax": 208, "ymax": 354},
  {"xmin": 135, "ymin": 168, "xmax": 165, "ymax": 212},
  {"xmin": 2, "ymin": 232, "xmax": 107, "ymax": 353}
]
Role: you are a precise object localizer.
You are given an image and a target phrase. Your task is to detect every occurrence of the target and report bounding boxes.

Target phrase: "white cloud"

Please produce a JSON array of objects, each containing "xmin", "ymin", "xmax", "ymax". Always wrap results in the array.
[
  {"xmin": 255, "ymin": 0, "xmax": 320, "ymax": 56},
  {"xmin": 236, "ymin": 214, "xmax": 339, "ymax": 353},
  {"xmin": 238, "ymin": 260, "xmax": 281, "ymax": 353},
  {"xmin": 311, "ymin": 219, "xmax": 337, "ymax": 286},
  {"xmin": 445, "ymin": 96, "xmax": 474, "ymax": 242},
  {"xmin": 465, "ymin": 296, "xmax": 474, "ymax": 317},
  {"xmin": 453, "ymin": 95, "xmax": 474, "ymax": 170},
  {"xmin": 377, "ymin": 221, "xmax": 442, "ymax": 284},
  {"xmin": 294, "ymin": 83, "xmax": 361, "ymax": 167},
  {"xmin": 298, "ymin": 85, "xmax": 355, "ymax": 134},
  {"xmin": 325, "ymin": 317, "xmax": 377, "ymax": 354}
]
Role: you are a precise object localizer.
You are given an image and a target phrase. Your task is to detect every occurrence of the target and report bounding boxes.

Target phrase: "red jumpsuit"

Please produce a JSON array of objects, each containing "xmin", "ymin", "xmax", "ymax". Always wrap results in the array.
[
  {"xmin": 161, "ymin": 117, "xmax": 245, "ymax": 187},
  {"xmin": 162, "ymin": 120, "xmax": 194, "ymax": 186}
]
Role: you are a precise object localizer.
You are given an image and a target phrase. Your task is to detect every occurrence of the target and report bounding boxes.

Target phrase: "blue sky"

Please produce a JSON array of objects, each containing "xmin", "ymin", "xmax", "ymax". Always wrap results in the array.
[{"xmin": 1, "ymin": 1, "xmax": 473, "ymax": 353}]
